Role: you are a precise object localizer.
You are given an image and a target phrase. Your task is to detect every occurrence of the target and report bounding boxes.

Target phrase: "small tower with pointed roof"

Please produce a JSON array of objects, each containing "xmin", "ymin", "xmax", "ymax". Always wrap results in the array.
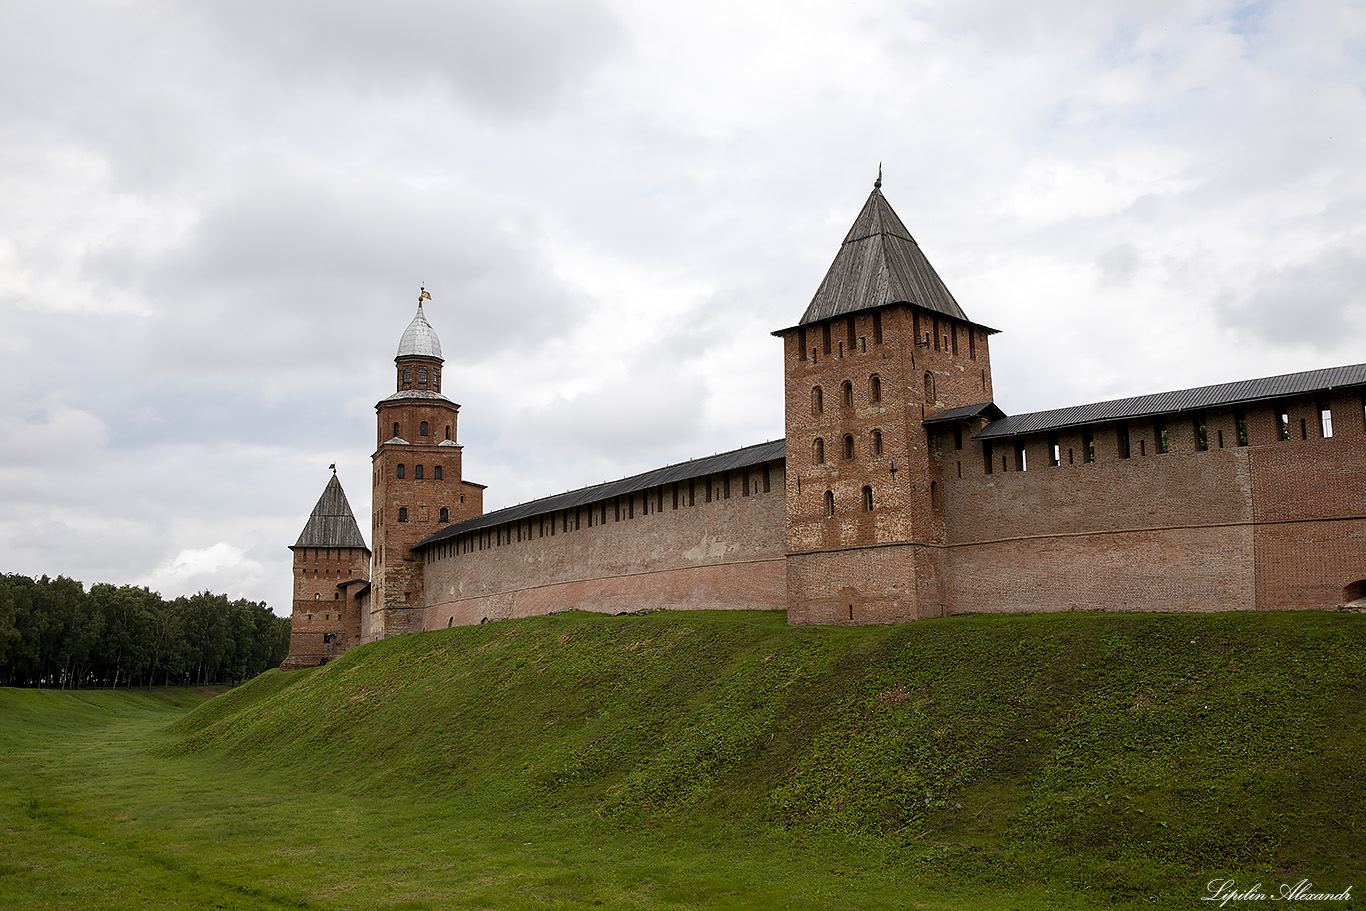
[
  {"xmin": 368, "ymin": 290, "xmax": 485, "ymax": 642},
  {"xmin": 281, "ymin": 471, "xmax": 372, "ymax": 669},
  {"xmin": 773, "ymin": 174, "xmax": 1000, "ymax": 624}
]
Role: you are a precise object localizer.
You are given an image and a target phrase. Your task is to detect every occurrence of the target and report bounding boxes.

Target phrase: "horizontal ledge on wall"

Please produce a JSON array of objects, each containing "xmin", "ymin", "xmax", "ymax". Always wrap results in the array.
[{"xmin": 947, "ymin": 513, "xmax": 1366, "ymax": 550}]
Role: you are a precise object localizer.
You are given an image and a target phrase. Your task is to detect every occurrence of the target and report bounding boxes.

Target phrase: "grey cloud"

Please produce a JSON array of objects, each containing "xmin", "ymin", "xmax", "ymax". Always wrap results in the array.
[
  {"xmin": 83, "ymin": 167, "xmax": 587, "ymax": 376},
  {"xmin": 1096, "ymin": 243, "xmax": 1140, "ymax": 286},
  {"xmin": 192, "ymin": 0, "xmax": 625, "ymax": 117},
  {"xmin": 1216, "ymin": 246, "xmax": 1366, "ymax": 350}
]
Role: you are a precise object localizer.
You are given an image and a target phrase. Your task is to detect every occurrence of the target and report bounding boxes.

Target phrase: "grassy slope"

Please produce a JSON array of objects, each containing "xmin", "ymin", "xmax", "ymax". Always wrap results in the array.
[{"xmin": 3, "ymin": 609, "xmax": 1364, "ymax": 909}]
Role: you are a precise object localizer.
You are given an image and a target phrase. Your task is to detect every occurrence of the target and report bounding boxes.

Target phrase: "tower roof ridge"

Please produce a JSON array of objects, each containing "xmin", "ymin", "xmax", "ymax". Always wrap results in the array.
[
  {"xmin": 292, "ymin": 474, "xmax": 370, "ymax": 551},
  {"xmin": 797, "ymin": 187, "xmax": 970, "ymax": 327}
]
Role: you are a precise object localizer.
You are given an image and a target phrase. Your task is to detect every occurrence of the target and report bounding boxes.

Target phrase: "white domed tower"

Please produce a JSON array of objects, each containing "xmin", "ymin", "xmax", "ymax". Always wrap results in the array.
[{"xmin": 366, "ymin": 289, "xmax": 484, "ymax": 642}]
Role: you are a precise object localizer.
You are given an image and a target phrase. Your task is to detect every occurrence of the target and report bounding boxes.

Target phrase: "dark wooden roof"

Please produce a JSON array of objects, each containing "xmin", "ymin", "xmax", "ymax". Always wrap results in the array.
[
  {"xmin": 795, "ymin": 189, "xmax": 975, "ymax": 328},
  {"xmin": 974, "ymin": 363, "xmax": 1366, "ymax": 441},
  {"xmin": 415, "ymin": 439, "xmax": 786, "ymax": 550},
  {"xmin": 291, "ymin": 474, "xmax": 370, "ymax": 551}
]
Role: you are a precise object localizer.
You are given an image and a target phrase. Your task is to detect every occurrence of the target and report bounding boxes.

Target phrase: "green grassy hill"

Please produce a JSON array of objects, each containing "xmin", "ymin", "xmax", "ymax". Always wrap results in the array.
[{"xmin": 4, "ymin": 609, "xmax": 1364, "ymax": 909}]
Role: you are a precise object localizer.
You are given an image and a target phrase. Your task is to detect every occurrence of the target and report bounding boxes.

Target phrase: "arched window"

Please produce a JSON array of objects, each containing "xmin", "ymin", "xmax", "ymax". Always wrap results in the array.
[
  {"xmin": 445, "ymin": 425, "xmax": 451, "ymax": 440},
  {"xmin": 398, "ymin": 507, "xmax": 408, "ymax": 522},
  {"xmin": 418, "ymin": 367, "xmax": 427, "ymax": 384},
  {"xmin": 872, "ymin": 429, "xmax": 883, "ymax": 456},
  {"xmin": 842, "ymin": 380, "xmax": 854, "ymax": 407},
  {"xmin": 434, "ymin": 465, "xmax": 443, "ymax": 480},
  {"xmin": 813, "ymin": 438, "xmax": 825, "ymax": 464},
  {"xmin": 824, "ymin": 490, "xmax": 835, "ymax": 517},
  {"xmin": 862, "ymin": 485, "xmax": 873, "ymax": 511},
  {"xmin": 396, "ymin": 464, "xmax": 406, "ymax": 479},
  {"xmin": 843, "ymin": 434, "xmax": 855, "ymax": 460},
  {"xmin": 419, "ymin": 421, "xmax": 429, "ymax": 436},
  {"xmin": 314, "ymin": 592, "xmax": 320, "ymax": 600},
  {"xmin": 393, "ymin": 422, "xmax": 401, "ymax": 438},
  {"xmin": 439, "ymin": 507, "xmax": 449, "ymax": 523},
  {"xmin": 924, "ymin": 372, "xmax": 935, "ymax": 402},
  {"xmin": 414, "ymin": 465, "xmax": 424, "ymax": 480},
  {"xmin": 870, "ymin": 374, "xmax": 881, "ymax": 403},
  {"xmin": 812, "ymin": 386, "xmax": 823, "ymax": 416},
  {"xmin": 433, "ymin": 369, "xmax": 440, "ymax": 391},
  {"xmin": 403, "ymin": 367, "xmax": 412, "ymax": 384}
]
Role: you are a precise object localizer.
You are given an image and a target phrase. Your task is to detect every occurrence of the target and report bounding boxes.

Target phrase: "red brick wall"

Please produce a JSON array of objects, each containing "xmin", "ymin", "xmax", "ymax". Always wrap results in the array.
[
  {"xmin": 368, "ymin": 360, "xmax": 484, "ymax": 642},
  {"xmin": 780, "ymin": 304, "xmax": 994, "ymax": 623},
  {"xmin": 282, "ymin": 546, "xmax": 370, "ymax": 669},
  {"xmin": 419, "ymin": 462, "xmax": 786, "ymax": 626},
  {"xmin": 935, "ymin": 391, "xmax": 1366, "ymax": 615}
]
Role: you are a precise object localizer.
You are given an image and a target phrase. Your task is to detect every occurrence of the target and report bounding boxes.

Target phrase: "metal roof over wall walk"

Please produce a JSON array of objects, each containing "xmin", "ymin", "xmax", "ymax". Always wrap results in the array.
[{"xmin": 973, "ymin": 363, "xmax": 1366, "ymax": 440}]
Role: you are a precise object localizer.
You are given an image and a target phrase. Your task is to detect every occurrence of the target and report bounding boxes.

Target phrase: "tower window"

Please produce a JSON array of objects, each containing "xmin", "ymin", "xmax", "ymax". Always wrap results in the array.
[
  {"xmin": 1279, "ymin": 411, "xmax": 1290, "ymax": 441},
  {"xmin": 824, "ymin": 490, "xmax": 835, "ymax": 517},
  {"xmin": 814, "ymin": 438, "xmax": 825, "ymax": 464},
  {"xmin": 439, "ymin": 507, "xmax": 449, "ymax": 523},
  {"xmin": 1320, "ymin": 404, "xmax": 1334, "ymax": 438},
  {"xmin": 415, "ymin": 464, "xmax": 424, "ymax": 479},
  {"xmin": 969, "ymin": 328, "xmax": 976, "ymax": 359},
  {"xmin": 396, "ymin": 464, "xmax": 405, "ymax": 479},
  {"xmin": 1117, "ymin": 423, "xmax": 1130, "ymax": 459},
  {"xmin": 822, "ymin": 323, "xmax": 832, "ymax": 355},
  {"xmin": 862, "ymin": 485, "xmax": 873, "ymax": 511},
  {"xmin": 1014, "ymin": 440, "xmax": 1027, "ymax": 471},
  {"xmin": 924, "ymin": 372, "xmax": 934, "ymax": 402},
  {"xmin": 1194, "ymin": 414, "xmax": 1208, "ymax": 451},
  {"xmin": 843, "ymin": 434, "xmax": 855, "ymax": 460},
  {"xmin": 983, "ymin": 440, "xmax": 994, "ymax": 474},
  {"xmin": 1155, "ymin": 418, "xmax": 1169, "ymax": 453},
  {"xmin": 872, "ymin": 429, "xmax": 883, "ymax": 456},
  {"xmin": 393, "ymin": 422, "xmax": 401, "ymax": 438},
  {"xmin": 398, "ymin": 507, "xmax": 408, "ymax": 522},
  {"xmin": 432, "ymin": 369, "xmax": 440, "ymax": 391},
  {"xmin": 870, "ymin": 374, "xmax": 881, "ymax": 403},
  {"xmin": 798, "ymin": 327, "xmax": 807, "ymax": 361},
  {"xmin": 1083, "ymin": 430, "xmax": 1095, "ymax": 463},
  {"xmin": 812, "ymin": 386, "xmax": 823, "ymax": 416},
  {"xmin": 434, "ymin": 465, "xmax": 443, "ymax": 480},
  {"xmin": 842, "ymin": 381, "xmax": 854, "ymax": 408},
  {"xmin": 1048, "ymin": 431, "xmax": 1060, "ymax": 466},
  {"xmin": 420, "ymin": 421, "xmax": 429, "ymax": 436},
  {"xmin": 418, "ymin": 367, "xmax": 427, "ymax": 384},
  {"xmin": 873, "ymin": 310, "xmax": 883, "ymax": 345},
  {"xmin": 847, "ymin": 316, "xmax": 856, "ymax": 347},
  {"xmin": 403, "ymin": 367, "xmax": 412, "ymax": 384}
]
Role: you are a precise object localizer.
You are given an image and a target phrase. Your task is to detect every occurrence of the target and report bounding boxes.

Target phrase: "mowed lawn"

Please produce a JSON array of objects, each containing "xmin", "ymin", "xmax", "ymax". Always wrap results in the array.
[{"xmin": 2, "ymin": 609, "xmax": 1363, "ymax": 910}]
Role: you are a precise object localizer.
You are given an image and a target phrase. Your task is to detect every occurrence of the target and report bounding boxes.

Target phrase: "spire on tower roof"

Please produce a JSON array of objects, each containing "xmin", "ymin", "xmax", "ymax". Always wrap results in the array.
[
  {"xmin": 795, "ymin": 182, "xmax": 975, "ymax": 327},
  {"xmin": 291, "ymin": 474, "xmax": 369, "ymax": 551}
]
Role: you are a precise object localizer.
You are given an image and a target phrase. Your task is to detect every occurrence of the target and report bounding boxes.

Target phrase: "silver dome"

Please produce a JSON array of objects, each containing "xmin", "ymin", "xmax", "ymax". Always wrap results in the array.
[{"xmin": 396, "ymin": 304, "xmax": 443, "ymax": 359}]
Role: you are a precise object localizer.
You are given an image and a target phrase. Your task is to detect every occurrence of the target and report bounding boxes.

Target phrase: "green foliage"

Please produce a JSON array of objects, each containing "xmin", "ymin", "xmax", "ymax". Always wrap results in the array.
[
  {"xmin": 2, "ymin": 609, "xmax": 1363, "ymax": 910},
  {"xmin": 0, "ymin": 572, "xmax": 289, "ymax": 687}
]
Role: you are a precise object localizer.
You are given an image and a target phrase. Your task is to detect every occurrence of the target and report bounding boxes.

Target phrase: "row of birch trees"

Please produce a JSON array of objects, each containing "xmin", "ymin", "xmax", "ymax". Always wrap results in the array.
[{"xmin": 0, "ymin": 573, "xmax": 290, "ymax": 688}]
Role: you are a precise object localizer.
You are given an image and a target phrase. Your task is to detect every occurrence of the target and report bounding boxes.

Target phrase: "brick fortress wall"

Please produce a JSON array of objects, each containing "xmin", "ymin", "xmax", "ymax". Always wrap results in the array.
[
  {"xmin": 281, "ymin": 546, "xmax": 369, "ymax": 669},
  {"xmin": 418, "ymin": 461, "xmax": 786, "ymax": 627},
  {"xmin": 936, "ymin": 390, "xmax": 1366, "ymax": 614},
  {"xmin": 781, "ymin": 303, "xmax": 995, "ymax": 625}
]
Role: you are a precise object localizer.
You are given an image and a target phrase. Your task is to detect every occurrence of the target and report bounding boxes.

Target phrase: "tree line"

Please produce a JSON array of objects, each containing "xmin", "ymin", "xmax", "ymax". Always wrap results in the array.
[{"xmin": 0, "ymin": 573, "xmax": 290, "ymax": 688}]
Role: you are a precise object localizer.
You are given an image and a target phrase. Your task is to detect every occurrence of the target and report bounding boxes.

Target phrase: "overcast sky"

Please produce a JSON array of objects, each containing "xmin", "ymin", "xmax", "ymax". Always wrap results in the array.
[{"xmin": 2, "ymin": 0, "xmax": 1363, "ymax": 613}]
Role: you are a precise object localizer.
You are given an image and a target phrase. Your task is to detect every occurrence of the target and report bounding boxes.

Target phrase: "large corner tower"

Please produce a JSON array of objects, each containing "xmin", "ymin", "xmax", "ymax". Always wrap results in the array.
[
  {"xmin": 367, "ymin": 290, "xmax": 484, "ymax": 641},
  {"xmin": 774, "ymin": 174, "xmax": 999, "ymax": 624},
  {"xmin": 282, "ymin": 472, "xmax": 371, "ymax": 669}
]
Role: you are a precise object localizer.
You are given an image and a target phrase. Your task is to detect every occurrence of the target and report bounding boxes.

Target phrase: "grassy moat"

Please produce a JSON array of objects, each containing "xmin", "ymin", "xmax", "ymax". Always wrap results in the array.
[{"xmin": 2, "ymin": 609, "xmax": 1362, "ymax": 909}]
